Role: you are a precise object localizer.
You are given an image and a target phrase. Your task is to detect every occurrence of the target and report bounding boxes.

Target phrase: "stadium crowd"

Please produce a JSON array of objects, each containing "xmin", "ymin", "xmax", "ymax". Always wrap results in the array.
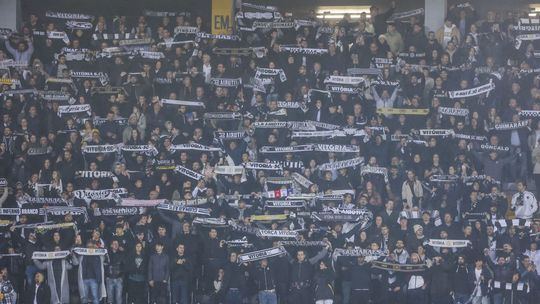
[{"xmin": 0, "ymin": 1, "xmax": 539, "ymax": 304}]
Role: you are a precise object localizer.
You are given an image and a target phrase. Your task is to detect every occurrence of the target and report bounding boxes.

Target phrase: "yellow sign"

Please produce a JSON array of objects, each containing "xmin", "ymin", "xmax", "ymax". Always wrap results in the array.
[{"xmin": 212, "ymin": 0, "xmax": 233, "ymax": 35}]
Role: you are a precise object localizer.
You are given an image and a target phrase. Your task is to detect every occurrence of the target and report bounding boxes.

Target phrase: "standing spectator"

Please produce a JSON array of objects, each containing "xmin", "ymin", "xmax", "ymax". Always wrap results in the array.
[
  {"xmin": 148, "ymin": 242, "xmax": 169, "ymax": 304},
  {"xmin": 511, "ymin": 181, "xmax": 538, "ymax": 219},
  {"xmin": 26, "ymin": 272, "xmax": 51, "ymax": 304}
]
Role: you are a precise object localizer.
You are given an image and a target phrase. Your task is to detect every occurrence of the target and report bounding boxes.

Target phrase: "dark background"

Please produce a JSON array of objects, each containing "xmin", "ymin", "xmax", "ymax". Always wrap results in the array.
[{"xmin": 21, "ymin": 0, "xmax": 533, "ymax": 20}]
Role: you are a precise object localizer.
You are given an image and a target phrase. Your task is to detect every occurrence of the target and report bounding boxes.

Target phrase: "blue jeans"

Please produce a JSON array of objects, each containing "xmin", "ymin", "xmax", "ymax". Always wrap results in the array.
[
  {"xmin": 341, "ymin": 281, "xmax": 351, "ymax": 304},
  {"xmin": 453, "ymin": 293, "xmax": 469, "ymax": 304},
  {"xmin": 83, "ymin": 279, "xmax": 100, "ymax": 304},
  {"xmin": 106, "ymin": 277, "xmax": 123, "ymax": 304},
  {"xmin": 406, "ymin": 288, "xmax": 425, "ymax": 304},
  {"xmin": 224, "ymin": 288, "xmax": 241, "ymax": 304},
  {"xmin": 26, "ymin": 264, "xmax": 38, "ymax": 286},
  {"xmin": 258, "ymin": 290, "xmax": 278, "ymax": 304},
  {"xmin": 171, "ymin": 280, "xmax": 189, "ymax": 304}
]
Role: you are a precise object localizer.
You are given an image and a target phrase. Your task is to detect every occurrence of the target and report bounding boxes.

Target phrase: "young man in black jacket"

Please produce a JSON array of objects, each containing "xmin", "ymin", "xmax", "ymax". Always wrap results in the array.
[
  {"xmin": 170, "ymin": 243, "xmax": 192, "ymax": 304},
  {"xmin": 251, "ymin": 258, "xmax": 277, "ymax": 304},
  {"xmin": 288, "ymin": 244, "xmax": 329, "ymax": 304},
  {"xmin": 350, "ymin": 255, "xmax": 372, "ymax": 304},
  {"xmin": 105, "ymin": 239, "xmax": 125, "ymax": 304}
]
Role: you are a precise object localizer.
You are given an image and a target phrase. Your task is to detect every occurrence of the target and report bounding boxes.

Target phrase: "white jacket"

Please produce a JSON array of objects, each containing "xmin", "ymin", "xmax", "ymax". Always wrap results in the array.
[{"xmin": 511, "ymin": 190, "xmax": 538, "ymax": 219}]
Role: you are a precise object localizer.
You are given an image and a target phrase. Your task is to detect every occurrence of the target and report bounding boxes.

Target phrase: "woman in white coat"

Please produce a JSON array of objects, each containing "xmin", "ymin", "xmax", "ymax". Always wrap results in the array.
[{"xmin": 401, "ymin": 171, "xmax": 423, "ymax": 210}]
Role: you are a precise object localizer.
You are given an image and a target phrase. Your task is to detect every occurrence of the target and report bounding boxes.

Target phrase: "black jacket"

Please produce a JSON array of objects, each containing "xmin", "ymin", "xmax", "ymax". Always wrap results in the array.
[
  {"xmin": 170, "ymin": 254, "xmax": 193, "ymax": 282},
  {"xmin": 26, "ymin": 282, "xmax": 51, "ymax": 304},
  {"xmin": 350, "ymin": 262, "xmax": 372, "ymax": 290},
  {"xmin": 251, "ymin": 264, "xmax": 276, "ymax": 291},
  {"xmin": 313, "ymin": 269, "xmax": 335, "ymax": 300}
]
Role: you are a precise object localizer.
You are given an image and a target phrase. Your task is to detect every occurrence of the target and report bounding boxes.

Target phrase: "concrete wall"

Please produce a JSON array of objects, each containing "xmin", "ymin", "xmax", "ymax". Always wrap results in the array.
[
  {"xmin": 0, "ymin": 0, "xmax": 21, "ymax": 30},
  {"xmin": 425, "ymin": 0, "xmax": 447, "ymax": 34}
]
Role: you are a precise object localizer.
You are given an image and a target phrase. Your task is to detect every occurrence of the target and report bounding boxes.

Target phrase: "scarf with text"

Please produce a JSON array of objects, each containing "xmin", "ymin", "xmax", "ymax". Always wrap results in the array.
[
  {"xmin": 448, "ymin": 82, "xmax": 495, "ymax": 99},
  {"xmin": 318, "ymin": 157, "xmax": 364, "ymax": 171},
  {"xmin": 237, "ymin": 246, "xmax": 287, "ymax": 263},
  {"xmin": 372, "ymin": 261, "xmax": 427, "ymax": 272},
  {"xmin": 174, "ymin": 165, "xmax": 204, "ymax": 180},
  {"xmin": 438, "ymin": 107, "xmax": 469, "ymax": 117},
  {"xmin": 157, "ymin": 203, "xmax": 211, "ymax": 216},
  {"xmin": 32, "ymin": 251, "xmax": 70, "ymax": 260},
  {"xmin": 94, "ymin": 207, "xmax": 145, "ymax": 216},
  {"xmin": 279, "ymin": 46, "xmax": 328, "ymax": 55}
]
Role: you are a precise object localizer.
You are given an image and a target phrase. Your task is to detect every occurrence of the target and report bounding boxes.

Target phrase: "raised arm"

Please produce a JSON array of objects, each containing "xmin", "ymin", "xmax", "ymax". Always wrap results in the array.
[{"xmin": 308, "ymin": 246, "xmax": 329, "ymax": 265}]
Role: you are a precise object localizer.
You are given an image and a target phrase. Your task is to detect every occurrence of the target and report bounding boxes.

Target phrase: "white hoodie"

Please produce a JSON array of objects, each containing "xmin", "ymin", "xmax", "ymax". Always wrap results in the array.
[{"xmin": 511, "ymin": 190, "xmax": 538, "ymax": 219}]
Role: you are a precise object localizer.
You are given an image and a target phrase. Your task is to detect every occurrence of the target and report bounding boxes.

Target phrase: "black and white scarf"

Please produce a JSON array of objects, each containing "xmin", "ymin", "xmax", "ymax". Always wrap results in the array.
[
  {"xmin": 347, "ymin": 68, "xmax": 382, "ymax": 77},
  {"xmin": 244, "ymin": 162, "xmax": 282, "ymax": 171},
  {"xmin": 372, "ymin": 261, "xmax": 427, "ymax": 272},
  {"xmin": 46, "ymin": 11, "xmax": 93, "ymax": 20},
  {"xmin": 438, "ymin": 107, "xmax": 469, "ymax": 117},
  {"xmin": 252, "ymin": 21, "xmax": 295, "ymax": 29},
  {"xmin": 174, "ymin": 165, "xmax": 204, "ymax": 181},
  {"xmin": 214, "ymin": 131, "xmax": 247, "ymax": 140},
  {"xmin": 277, "ymin": 241, "xmax": 327, "ymax": 247},
  {"xmin": 72, "ymin": 248, "xmax": 107, "ymax": 256},
  {"xmin": 193, "ymin": 217, "xmax": 228, "ymax": 226},
  {"xmin": 57, "ymin": 104, "xmax": 92, "ymax": 116},
  {"xmin": 326, "ymin": 85, "xmax": 361, "ymax": 94},
  {"xmin": 66, "ymin": 21, "xmax": 93, "ymax": 30},
  {"xmin": 143, "ymin": 10, "xmax": 190, "ymax": 17},
  {"xmin": 479, "ymin": 144, "xmax": 510, "ymax": 152},
  {"xmin": 311, "ymin": 213, "xmax": 362, "ymax": 222},
  {"xmin": 212, "ymin": 47, "xmax": 266, "ymax": 58},
  {"xmin": 256, "ymin": 230, "xmax": 298, "ymax": 238},
  {"xmin": 237, "ymin": 246, "xmax": 287, "ymax": 263},
  {"xmin": 360, "ymin": 166, "xmax": 388, "ymax": 182},
  {"xmin": 21, "ymin": 197, "xmax": 66, "ymax": 205},
  {"xmin": 70, "ymin": 71, "xmax": 109, "ymax": 86},
  {"xmin": 453, "ymin": 134, "xmax": 487, "ymax": 141},
  {"xmin": 279, "ymin": 46, "xmax": 328, "ymax": 55},
  {"xmin": 32, "ymin": 251, "xmax": 71, "ymax": 260},
  {"xmin": 291, "ymin": 173, "xmax": 313, "ymax": 189},
  {"xmin": 161, "ymin": 99, "xmax": 205, "ymax": 107},
  {"xmin": 259, "ymin": 145, "xmax": 314, "ymax": 154},
  {"xmin": 318, "ymin": 157, "xmax": 364, "ymax": 171},
  {"xmin": 426, "ymin": 239, "xmax": 470, "ymax": 248},
  {"xmin": 255, "ymin": 68, "xmax": 287, "ymax": 82},
  {"xmin": 170, "ymin": 143, "xmax": 222, "ymax": 152},
  {"xmin": 214, "ymin": 166, "xmax": 244, "ymax": 175},
  {"xmin": 76, "ymin": 171, "xmax": 116, "ymax": 179},
  {"xmin": 196, "ymin": 32, "xmax": 241, "ymax": 41},
  {"xmin": 210, "ymin": 78, "xmax": 242, "ymax": 87},
  {"xmin": 83, "ymin": 144, "xmax": 118, "ymax": 154},
  {"xmin": 92, "ymin": 33, "xmax": 137, "ymax": 41},
  {"xmin": 519, "ymin": 110, "xmax": 540, "ymax": 118},
  {"xmin": 157, "ymin": 203, "xmax": 211, "ymax": 216},
  {"xmin": 388, "ymin": 8, "xmax": 425, "ymax": 21},
  {"xmin": 121, "ymin": 145, "xmax": 158, "ymax": 155},
  {"xmin": 242, "ymin": 2, "xmax": 278, "ymax": 11},
  {"xmin": 419, "ymin": 129, "xmax": 454, "ymax": 136},
  {"xmin": 27, "ymin": 147, "xmax": 52, "ymax": 156},
  {"xmin": 264, "ymin": 200, "xmax": 306, "ymax": 208},
  {"xmin": 448, "ymin": 82, "xmax": 495, "ymax": 99},
  {"xmin": 324, "ymin": 76, "xmax": 365, "ymax": 86},
  {"xmin": 94, "ymin": 207, "xmax": 145, "ymax": 216},
  {"xmin": 491, "ymin": 120, "xmax": 528, "ymax": 131},
  {"xmin": 73, "ymin": 189, "xmax": 123, "ymax": 201}
]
